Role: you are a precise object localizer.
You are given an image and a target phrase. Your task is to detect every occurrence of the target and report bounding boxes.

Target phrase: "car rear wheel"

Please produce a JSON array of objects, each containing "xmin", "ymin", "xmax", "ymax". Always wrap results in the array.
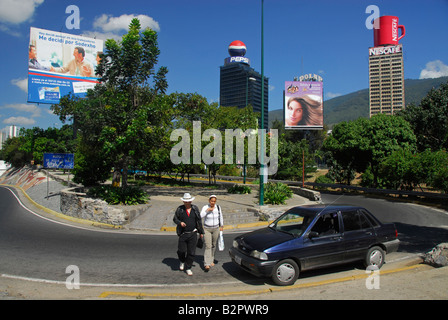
[
  {"xmin": 364, "ymin": 246, "xmax": 385, "ymax": 268},
  {"xmin": 272, "ymin": 259, "xmax": 299, "ymax": 286}
]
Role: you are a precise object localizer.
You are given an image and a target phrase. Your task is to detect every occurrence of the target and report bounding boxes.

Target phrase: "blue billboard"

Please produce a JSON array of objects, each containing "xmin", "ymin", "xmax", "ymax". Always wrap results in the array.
[
  {"xmin": 28, "ymin": 27, "xmax": 103, "ymax": 104},
  {"xmin": 43, "ymin": 153, "xmax": 74, "ymax": 169}
]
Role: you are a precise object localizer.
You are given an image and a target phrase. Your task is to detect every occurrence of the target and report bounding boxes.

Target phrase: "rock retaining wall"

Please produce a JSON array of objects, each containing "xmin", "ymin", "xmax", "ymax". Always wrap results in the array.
[
  {"xmin": 424, "ymin": 243, "xmax": 448, "ymax": 268},
  {"xmin": 60, "ymin": 187, "xmax": 151, "ymax": 227},
  {"xmin": 290, "ymin": 186, "xmax": 322, "ymax": 202}
]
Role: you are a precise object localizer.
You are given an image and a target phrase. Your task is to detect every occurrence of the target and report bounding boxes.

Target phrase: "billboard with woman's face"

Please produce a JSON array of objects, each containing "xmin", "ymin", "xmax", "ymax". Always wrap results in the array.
[{"xmin": 284, "ymin": 81, "xmax": 323, "ymax": 130}]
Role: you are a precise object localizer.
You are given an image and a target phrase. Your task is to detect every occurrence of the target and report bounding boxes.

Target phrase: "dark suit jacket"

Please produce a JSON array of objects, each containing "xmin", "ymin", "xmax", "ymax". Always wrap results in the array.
[{"xmin": 173, "ymin": 204, "xmax": 205, "ymax": 236}]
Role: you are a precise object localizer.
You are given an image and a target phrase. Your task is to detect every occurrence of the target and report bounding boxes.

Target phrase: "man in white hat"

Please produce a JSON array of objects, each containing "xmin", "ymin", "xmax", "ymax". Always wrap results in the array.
[{"xmin": 173, "ymin": 193, "xmax": 204, "ymax": 276}]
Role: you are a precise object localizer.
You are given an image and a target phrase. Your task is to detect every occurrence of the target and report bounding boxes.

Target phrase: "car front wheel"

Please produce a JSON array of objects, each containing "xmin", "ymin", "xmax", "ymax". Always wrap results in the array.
[
  {"xmin": 364, "ymin": 246, "xmax": 385, "ymax": 268},
  {"xmin": 271, "ymin": 259, "xmax": 299, "ymax": 286}
]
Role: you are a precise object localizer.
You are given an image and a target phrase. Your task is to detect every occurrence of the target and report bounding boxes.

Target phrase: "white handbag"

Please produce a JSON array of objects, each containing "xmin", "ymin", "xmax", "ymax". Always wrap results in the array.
[{"xmin": 218, "ymin": 230, "xmax": 225, "ymax": 251}]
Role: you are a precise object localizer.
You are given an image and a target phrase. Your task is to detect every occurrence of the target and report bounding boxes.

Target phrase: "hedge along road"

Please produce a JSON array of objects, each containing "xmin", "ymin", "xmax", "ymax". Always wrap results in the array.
[{"xmin": 1, "ymin": 185, "xmax": 448, "ymax": 292}]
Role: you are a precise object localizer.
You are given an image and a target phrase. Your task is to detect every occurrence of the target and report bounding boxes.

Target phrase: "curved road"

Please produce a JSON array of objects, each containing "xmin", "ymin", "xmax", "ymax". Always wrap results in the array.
[{"xmin": 1, "ymin": 186, "xmax": 448, "ymax": 287}]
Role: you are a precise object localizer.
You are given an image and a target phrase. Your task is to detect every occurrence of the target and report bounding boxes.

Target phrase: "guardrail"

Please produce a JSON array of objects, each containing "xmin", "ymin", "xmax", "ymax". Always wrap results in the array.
[
  {"xmin": 304, "ymin": 182, "xmax": 448, "ymax": 200},
  {"xmin": 165, "ymin": 173, "xmax": 448, "ymax": 201}
]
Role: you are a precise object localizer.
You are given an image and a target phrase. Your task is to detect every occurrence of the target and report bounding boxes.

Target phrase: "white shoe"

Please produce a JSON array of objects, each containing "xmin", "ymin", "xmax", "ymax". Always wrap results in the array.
[
  {"xmin": 180, "ymin": 263, "xmax": 184, "ymax": 271},
  {"xmin": 186, "ymin": 269, "xmax": 193, "ymax": 276}
]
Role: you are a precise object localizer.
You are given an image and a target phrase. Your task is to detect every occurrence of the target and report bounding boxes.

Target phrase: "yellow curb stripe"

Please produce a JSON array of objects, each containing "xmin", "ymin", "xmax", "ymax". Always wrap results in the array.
[
  {"xmin": 99, "ymin": 288, "xmax": 273, "ymax": 299},
  {"xmin": 99, "ymin": 264, "xmax": 424, "ymax": 299},
  {"xmin": 269, "ymin": 264, "xmax": 424, "ymax": 293},
  {"xmin": 160, "ymin": 222, "xmax": 270, "ymax": 232}
]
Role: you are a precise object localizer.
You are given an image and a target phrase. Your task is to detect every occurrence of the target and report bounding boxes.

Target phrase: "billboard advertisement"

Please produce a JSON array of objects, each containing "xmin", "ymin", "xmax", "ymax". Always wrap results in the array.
[
  {"xmin": 43, "ymin": 153, "xmax": 74, "ymax": 169},
  {"xmin": 28, "ymin": 27, "xmax": 104, "ymax": 104},
  {"xmin": 284, "ymin": 81, "xmax": 323, "ymax": 130}
]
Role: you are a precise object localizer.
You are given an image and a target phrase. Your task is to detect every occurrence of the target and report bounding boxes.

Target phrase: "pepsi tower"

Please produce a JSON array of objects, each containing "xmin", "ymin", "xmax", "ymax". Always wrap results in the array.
[
  {"xmin": 368, "ymin": 16, "xmax": 405, "ymax": 117},
  {"xmin": 220, "ymin": 40, "xmax": 269, "ymax": 126}
]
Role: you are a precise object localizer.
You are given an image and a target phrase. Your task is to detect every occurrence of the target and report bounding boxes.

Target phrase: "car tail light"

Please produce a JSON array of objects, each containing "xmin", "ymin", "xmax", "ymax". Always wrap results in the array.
[{"xmin": 395, "ymin": 229, "xmax": 398, "ymax": 238}]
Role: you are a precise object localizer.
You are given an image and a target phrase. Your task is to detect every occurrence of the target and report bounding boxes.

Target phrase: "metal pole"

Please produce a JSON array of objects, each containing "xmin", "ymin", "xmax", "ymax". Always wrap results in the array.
[
  {"xmin": 259, "ymin": 0, "xmax": 265, "ymax": 205},
  {"xmin": 244, "ymin": 77, "xmax": 248, "ymax": 185},
  {"xmin": 302, "ymin": 150, "xmax": 305, "ymax": 188}
]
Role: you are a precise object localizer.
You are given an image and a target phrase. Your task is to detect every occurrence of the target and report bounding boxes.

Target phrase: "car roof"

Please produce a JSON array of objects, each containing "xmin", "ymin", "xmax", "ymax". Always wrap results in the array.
[{"xmin": 287, "ymin": 204, "xmax": 364, "ymax": 216}]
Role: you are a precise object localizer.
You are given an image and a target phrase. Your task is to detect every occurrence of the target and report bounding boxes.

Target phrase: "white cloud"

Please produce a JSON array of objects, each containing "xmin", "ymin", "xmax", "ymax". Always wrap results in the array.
[
  {"xmin": 0, "ymin": 24, "xmax": 21, "ymax": 37},
  {"xmin": 3, "ymin": 103, "xmax": 41, "ymax": 118},
  {"xmin": 82, "ymin": 31, "xmax": 122, "ymax": 42},
  {"xmin": 325, "ymin": 92, "xmax": 342, "ymax": 100},
  {"xmin": 93, "ymin": 14, "xmax": 160, "ymax": 33},
  {"xmin": 11, "ymin": 78, "xmax": 28, "ymax": 92},
  {"xmin": 85, "ymin": 14, "xmax": 161, "ymax": 42},
  {"xmin": 420, "ymin": 60, "xmax": 448, "ymax": 79},
  {"xmin": 3, "ymin": 116, "xmax": 35, "ymax": 126},
  {"xmin": 0, "ymin": 0, "xmax": 44, "ymax": 25}
]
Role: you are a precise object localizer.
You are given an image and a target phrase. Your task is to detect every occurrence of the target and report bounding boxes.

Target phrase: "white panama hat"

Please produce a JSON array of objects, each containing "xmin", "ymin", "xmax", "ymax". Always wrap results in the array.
[{"xmin": 181, "ymin": 193, "xmax": 195, "ymax": 202}]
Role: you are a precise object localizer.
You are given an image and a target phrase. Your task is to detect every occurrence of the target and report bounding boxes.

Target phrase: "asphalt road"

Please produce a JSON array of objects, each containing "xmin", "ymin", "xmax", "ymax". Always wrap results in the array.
[
  {"xmin": 0, "ymin": 186, "xmax": 253, "ymax": 286},
  {"xmin": 1, "ymin": 186, "xmax": 448, "ymax": 289}
]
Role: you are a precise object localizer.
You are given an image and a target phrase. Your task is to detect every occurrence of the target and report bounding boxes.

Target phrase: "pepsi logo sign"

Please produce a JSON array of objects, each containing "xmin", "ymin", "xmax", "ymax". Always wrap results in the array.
[{"xmin": 228, "ymin": 40, "xmax": 247, "ymax": 57}]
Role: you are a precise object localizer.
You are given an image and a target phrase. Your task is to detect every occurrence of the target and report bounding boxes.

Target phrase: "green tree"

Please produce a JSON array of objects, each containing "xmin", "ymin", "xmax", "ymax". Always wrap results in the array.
[
  {"xmin": 430, "ymin": 150, "xmax": 448, "ymax": 193},
  {"xmin": 323, "ymin": 118, "xmax": 369, "ymax": 185},
  {"xmin": 324, "ymin": 114, "xmax": 416, "ymax": 187},
  {"xmin": 1, "ymin": 137, "xmax": 29, "ymax": 167},
  {"xmin": 1, "ymin": 125, "xmax": 76, "ymax": 168},
  {"xmin": 166, "ymin": 95, "xmax": 259, "ymax": 184},
  {"xmin": 275, "ymin": 137, "xmax": 315, "ymax": 181},
  {"xmin": 270, "ymin": 120, "xmax": 324, "ymax": 181},
  {"xmin": 378, "ymin": 148, "xmax": 417, "ymax": 190},
  {"xmin": 399, "ymin": 81, "xmax": 448, "ymax": 151},
  {"xmin": 364, "ymin": 114, "xmax": 417, "ymax": 186},
  {"xmin": 379, "ymin": 148, "xmax": 448, "ymax": 193}
]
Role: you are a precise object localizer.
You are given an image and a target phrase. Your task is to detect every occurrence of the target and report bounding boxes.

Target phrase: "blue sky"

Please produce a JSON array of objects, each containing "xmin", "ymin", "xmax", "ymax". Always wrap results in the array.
[{"xmin": 0, "ymin": 0, "xmax": 447, "ymax": 130}]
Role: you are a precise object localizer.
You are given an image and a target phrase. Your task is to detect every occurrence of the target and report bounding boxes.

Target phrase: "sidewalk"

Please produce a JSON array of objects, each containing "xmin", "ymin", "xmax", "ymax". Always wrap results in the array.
[
  {"xmin": 129, "ymin": 185, "xmax": 315, "ymax": 232},
  {"xmin": 1, "ymin": 252, "xmax": 446, "ymax": 300}
]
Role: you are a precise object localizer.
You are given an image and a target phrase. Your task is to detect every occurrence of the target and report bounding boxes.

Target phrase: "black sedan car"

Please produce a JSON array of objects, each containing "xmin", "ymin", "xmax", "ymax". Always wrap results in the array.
[{"xmin": 229, "ymin": 205, "xmax": 399, "ymax": 286}]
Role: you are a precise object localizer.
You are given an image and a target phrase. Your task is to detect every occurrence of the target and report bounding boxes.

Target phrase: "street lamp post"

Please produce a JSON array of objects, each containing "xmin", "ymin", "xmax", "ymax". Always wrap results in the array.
[
  {"xmin": 245, "ymin": 76, "xmax": 256, "ymax": 184},
  {"xmin": 259, "ymin": 0, "xmax": 265, "ymax": 206}
]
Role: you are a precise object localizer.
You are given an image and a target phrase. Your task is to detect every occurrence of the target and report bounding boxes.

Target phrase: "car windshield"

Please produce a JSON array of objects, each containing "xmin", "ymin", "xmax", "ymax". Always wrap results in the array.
[{"xmin": 269, "ymin": 209, "xmax": 315, "ymax": 237}]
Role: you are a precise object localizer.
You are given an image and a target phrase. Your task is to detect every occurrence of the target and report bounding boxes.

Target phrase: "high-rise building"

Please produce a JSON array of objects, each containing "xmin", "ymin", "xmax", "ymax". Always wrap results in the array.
[
  {"xmin": 219, "ymin": 40, "xmax": 269, "ymax": 126},
  {"xmin": 369, "ymin": 16, "xmax": 406, "ymax": 117},
  {"xmin": 0, "ymin": 125, "xmax": 20, "ymax": 150},
  {"xmin": 368, "ymin": 44, "xmax": 405, "ymax": 116}
]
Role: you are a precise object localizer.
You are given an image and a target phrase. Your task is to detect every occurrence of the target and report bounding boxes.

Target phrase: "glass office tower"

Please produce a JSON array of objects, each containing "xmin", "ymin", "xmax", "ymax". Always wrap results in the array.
[{"xmin": 219, "ymin": 44, "xmax": 269, "ymax": 127}]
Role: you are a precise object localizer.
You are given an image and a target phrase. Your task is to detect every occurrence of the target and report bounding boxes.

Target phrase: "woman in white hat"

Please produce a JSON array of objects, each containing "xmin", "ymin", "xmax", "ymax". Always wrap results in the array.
[
  {"xmin": 173, "ymin": 193, "xmax": 204, "ymax": 276},
  {"xmin": 200, "ymin": 195, "xmax": 224, "ymax": 271}
]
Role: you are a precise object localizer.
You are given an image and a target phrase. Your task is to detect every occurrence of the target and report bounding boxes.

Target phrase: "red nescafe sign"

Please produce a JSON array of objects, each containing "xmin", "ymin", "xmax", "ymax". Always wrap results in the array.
[{"xmin": 373, "ymin": 16, "xmax": 405, "ymax": 46}]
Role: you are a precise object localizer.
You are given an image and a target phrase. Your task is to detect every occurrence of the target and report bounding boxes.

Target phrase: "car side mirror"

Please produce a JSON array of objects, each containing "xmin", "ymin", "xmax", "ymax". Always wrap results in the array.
[{"xmin": 308, "ymin": 231, "xmax": 319, "ymax": 239}]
